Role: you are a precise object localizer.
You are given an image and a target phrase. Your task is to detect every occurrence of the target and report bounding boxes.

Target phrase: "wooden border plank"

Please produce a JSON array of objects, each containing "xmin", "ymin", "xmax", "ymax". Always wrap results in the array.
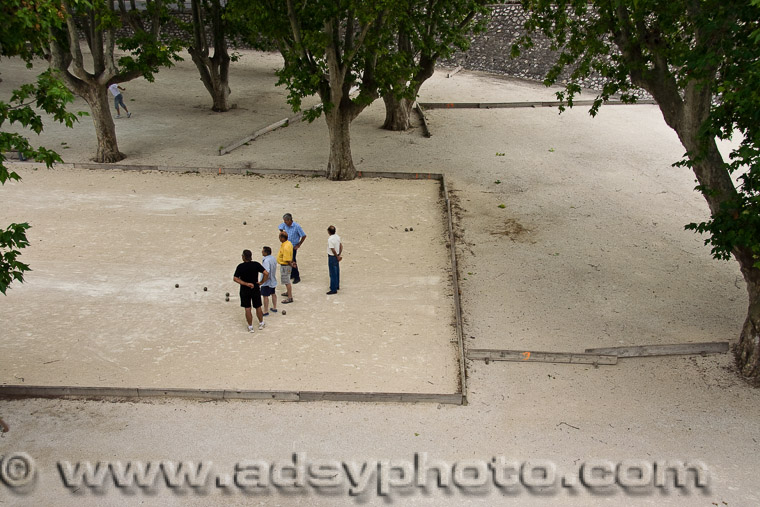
[
  {"xmin": 468, "ymin": 349, "xmax": 618, "ymax": 365},
  {"xmin": 223, "ymin": 390, "xmax": 300, "ymax": 401},
  {"xmin": 418, "ymin": 99, "xmax": 657, "ymax": 110},
  {"xmin": 0, "ymin": 386, "xmax": 141, "ymax": 398},
  {"xmin": 0, "ymin": 386, "xmax": 463, "ymax": 404},
  {"xmin": 584, "ymin": 342, "xmax": 729, "ymax": 358},
  {"xmin": 138, "ymin": 388, "xmax": 225, "ymax": 399},
  {"xmin": 447, "ymin": 66, "xmax": 463, "ymax": 78},
  {"xmin": 414, "ymin": 102, "xmax": 432, "ymax": 138},
  {"xmin": 442, "ymin": 177, "xmax": 469, "ymax": 403}
]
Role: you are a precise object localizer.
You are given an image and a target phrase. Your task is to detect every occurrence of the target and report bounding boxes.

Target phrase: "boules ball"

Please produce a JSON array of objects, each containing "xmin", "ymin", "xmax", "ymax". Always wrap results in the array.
[
  {"xmin": 409, "ymin": 227, "xmax": 413, "ymax": 231},
  {"xmin": 175, "ymin": 283, "xmax": 179, "ymax": 288},
  {"xmin": 203, "ymin": 287, "xmax": 207, "ymax": 291},
  {"xmin": 243, "ymin": 221, "xmax": 247, "ymax": 225},
  {"xmin": 225, "ymin": 296, "xmax": 229, "ymax": 302},
  {"xmin": 226, "ymin": 292, "xmax": 230, "ymax": 297},
  {"xmin": 282, "ymin": 310, "xmax": 286, "ymax": 315}
]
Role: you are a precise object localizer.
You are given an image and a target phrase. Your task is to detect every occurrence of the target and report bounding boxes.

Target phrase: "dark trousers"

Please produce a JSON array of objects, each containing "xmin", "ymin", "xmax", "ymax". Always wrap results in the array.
[
  {"xmin": 328, "ymin": 255, "xmax": 340, "ymax": 291},
  {"xmin": 291, "ymin": 248, "xmax": 300, "ymax": 281}
]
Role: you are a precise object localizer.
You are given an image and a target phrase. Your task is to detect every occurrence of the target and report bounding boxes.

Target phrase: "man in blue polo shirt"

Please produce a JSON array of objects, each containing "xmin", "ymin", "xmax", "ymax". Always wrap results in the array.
[{"xmin": 278, "ymin": 213, "xmax": 306, "ymax": 285}]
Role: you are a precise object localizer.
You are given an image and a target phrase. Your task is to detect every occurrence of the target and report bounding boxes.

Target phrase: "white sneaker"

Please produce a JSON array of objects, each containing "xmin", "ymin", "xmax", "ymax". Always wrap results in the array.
[
  {"xmin": 248, "ymin": 325, "xmax": 255, "ymax": 333},
  {"xmin": 259, "ymin": 321, "xmax": 266, "ymax": 330},
  {"xmin": 127, "ymin": 112, "xmax": 132, "ymax": 118},
  {"xmin": 115, "ymin": 115, "xmax": 121, "ymax": 119}
]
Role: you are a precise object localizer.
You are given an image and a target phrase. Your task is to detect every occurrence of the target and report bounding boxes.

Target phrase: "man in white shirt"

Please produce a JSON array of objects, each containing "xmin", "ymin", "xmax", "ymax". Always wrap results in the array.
[
  {"xmin": 326, "ymin": 225, "xmax": 342, "ymax": 295},
  {"xmin": 108, "ymin": 83, "xmax": 131, "ymax": 118}
]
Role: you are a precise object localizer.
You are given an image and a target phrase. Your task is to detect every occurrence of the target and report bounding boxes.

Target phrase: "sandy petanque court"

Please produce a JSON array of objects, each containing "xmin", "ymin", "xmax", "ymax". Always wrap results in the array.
[{"xmin": 0, "ymin": 167, "xmax": 460, "ymax": 394}]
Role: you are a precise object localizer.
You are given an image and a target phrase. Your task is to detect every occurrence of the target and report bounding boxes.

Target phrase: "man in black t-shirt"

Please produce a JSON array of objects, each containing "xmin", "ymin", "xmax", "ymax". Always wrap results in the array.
[{"xmin": 233, "ymin": 249, "xmax": 269, "ymax": 332}]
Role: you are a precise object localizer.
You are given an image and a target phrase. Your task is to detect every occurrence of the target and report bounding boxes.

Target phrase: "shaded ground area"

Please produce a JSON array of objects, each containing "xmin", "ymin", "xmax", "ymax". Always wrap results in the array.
[{"xmin": 0, "ymin": 167, "xmax": 459, "ymax": 393}]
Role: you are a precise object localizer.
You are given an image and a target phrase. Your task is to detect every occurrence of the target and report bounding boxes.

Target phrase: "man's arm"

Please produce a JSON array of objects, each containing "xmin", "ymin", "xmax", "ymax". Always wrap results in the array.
[
  {"xmin": 233, "ymin": 276, "xmax": 255, "ymax": 289},
  {"xmin": 295, "ymin": 224, "xmax": 306, "ymax": 249},
  {"xmin": 259, "ymin": 270, "xmax": 269, "ymax": 285},
  {"xmin": 330, "ymin": 241, "xmax": 343, "ymax": 261}
]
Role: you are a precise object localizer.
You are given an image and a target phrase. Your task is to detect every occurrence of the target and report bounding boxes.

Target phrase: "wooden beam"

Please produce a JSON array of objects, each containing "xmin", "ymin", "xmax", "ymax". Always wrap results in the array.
[
  {"xmin": 417, "ymin": 99, "xmax": 657, "ymax": 110},
  {"xmin": 447, "ymin": 65, "xmax": 463, "ymax": 78},
  {"xmin": 219, "ymin": 115, "xmax": 301, "ymax": 156},
  {"xmin": 414, "ymin": 102, "xmax": 431, "ymax": 138},
  {"xmin": 442, "ymin": 177, "xmax": 468, "ymax": 404},
  {"xmin": 0, "ymin": 385, "xmax": 464, "ymax": 404},
  {"xmin": 584, "ymin": 342, "xmax": 729, "ymax": 358},
  {"xmin": 468, "ymin": 349, "xmax": 618, "ymax": 365}
]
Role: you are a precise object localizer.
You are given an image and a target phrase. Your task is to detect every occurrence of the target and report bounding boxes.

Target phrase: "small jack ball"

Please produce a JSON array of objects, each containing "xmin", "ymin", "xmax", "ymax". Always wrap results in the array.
[
  {"xmin": 243, "ymin": 221, "xmax": 247, "ymax": 225},
  {"xmin": 203, "ymin": 287, "xmax": 207, "ymax": 291},
  {"xmin": 281, "ymin": 310, "xmax": 286, "ymax": 315},
  {"xmin": 175, "ymin": 284, "xmax": 179, "ymax": 288}
]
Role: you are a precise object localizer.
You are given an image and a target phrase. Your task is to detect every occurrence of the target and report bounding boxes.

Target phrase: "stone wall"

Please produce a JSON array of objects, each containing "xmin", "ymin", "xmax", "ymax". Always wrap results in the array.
[{"xmin": 440, "ymin": 2, "xmax": 617, "ymax": 93}]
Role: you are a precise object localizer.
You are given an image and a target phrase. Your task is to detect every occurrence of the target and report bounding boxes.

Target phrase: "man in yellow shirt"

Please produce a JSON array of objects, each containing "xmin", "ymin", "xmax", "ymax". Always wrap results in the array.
[{"xmin": 277, "ymin": 231, "xmax": 294, "ymax": 303}]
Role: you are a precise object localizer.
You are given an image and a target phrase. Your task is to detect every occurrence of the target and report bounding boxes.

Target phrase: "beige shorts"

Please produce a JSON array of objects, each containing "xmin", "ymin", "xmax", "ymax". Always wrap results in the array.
[{"xmin": 280, "ymin": 264, "xmax": 292, "ymax": 283}]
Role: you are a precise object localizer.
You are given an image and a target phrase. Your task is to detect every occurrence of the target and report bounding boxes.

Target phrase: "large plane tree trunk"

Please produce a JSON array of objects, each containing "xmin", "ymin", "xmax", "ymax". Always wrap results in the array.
[
  {"xmin": 324, "ymin": 106, "xmax": 355, "ymax": 181},
  {"xmin": 188, "ymin": 0, "xmax": 231, "ymax": 112},
  {"xmin": 381, "ymin": 94, "xmax": 414, "ymax": 131},
  {"xmin": 86, "ymin": 85, "xmax": 125, "ymax": 163},
  {"xmin": 381, "ymin": 54, "xmax": 435, "ymax": 132},
  {"xmin": 650, "ymin": 75, "xmax": 760, "ymax": 379},
  {"xmin": 736, "ymin": 260, "xmax": 760, "ymax": 378}
]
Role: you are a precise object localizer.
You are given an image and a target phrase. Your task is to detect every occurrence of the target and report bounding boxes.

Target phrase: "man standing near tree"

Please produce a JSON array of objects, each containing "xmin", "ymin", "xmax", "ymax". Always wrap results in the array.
[
  {"xmin": 108, "ymin": 83, "xmax": 131, "ymax": 119},
  {"xmin": 279, "ymin": 213, "xmax": 306, "ymax": 284},
  {"xmin": 326, "ymin": 225, "xmax": 342, "ymax": 295}
]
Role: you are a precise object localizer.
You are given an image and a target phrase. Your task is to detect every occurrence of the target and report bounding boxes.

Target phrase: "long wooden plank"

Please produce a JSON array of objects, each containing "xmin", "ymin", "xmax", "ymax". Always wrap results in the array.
[
  {"xmin": 414, "ymin": 102, "xmax": 431, "ymax": 138},
  {"xmin": 585, "ymin": 341, "xmax": 729, "ymax": 358},
  {"xmin": 468, "ymin": 349, "xmax": 618, "ymax": 365},
  {"xmin": 0, "ymin": 385, "xmax": 464, "ymax": 404},
  {"xmin": 442, "ymin": 177, "xmax": 468, "ymax": 404},
  {"xmin": 418, "ymin": 99, "xmax": 657, "ymax": 110},
  {"xmin": 447, "ymin": 65, "xmax": 463, "ymax": 78}
]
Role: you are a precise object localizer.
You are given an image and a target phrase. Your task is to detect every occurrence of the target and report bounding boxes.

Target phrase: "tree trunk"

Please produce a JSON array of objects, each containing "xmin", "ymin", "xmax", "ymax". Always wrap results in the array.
[
  {"xmin": 659, "ymin": 92, "xmax": 760, "ymax": 379},
  {"xmin": 324, "ymin": 107, "xmax": 355, "ymax": 181},
  {"xmin": 189, "ymin": 49, "xmax": 231, "ymax": 112},
  {"xmin": 381, "ymin": 94, "xmax": 413, "ymax": 131},
  {"xmin": 210, "ymin": 79, "xmax": 230, "ymax": 112},
  {"xmin": 381, "ymin": 55, "xmax": 435, "ymax": 132},
  {"xmin": 85, "ymin": 85, "xmax": 125, "ymax": 163},
  {"xmin": 188, "ymin": 0, "xmax": 231, "ymax": 112},
  {"xmin": 736, "ymin": 265, "xmax": 760, "ymax": 379}
]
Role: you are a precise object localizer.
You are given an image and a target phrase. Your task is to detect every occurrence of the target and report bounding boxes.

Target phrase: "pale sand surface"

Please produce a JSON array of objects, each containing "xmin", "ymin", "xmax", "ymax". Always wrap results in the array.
[
  {"xmin": 0, "ymin": 168, "xmax": 457, "ymax": 393},
  {"xmin": 1, "ymin": 50, "xmax": 759, "ymax": 505}
]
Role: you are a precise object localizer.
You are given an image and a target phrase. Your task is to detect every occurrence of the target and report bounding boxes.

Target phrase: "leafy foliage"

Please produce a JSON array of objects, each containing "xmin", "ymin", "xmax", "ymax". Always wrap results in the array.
[
  {"xmin": 383, "ymin": 0, "xmax": 491, "ymax": 102},
  {"xmin": 230, "ymin": 0, "xmax": 401, "ymax": 118},
  {"xmin": 515, "ymin": 0, "xmax": 760, "ymax": 269},
  {"xmin": 1, "ymin": 1, "xmax": 81, "ymax": 294}
]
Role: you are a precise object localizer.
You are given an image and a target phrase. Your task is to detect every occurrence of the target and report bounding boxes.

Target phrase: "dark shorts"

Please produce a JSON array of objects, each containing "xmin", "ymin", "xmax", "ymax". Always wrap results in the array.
[
  {"xmin": 260, "ymin": 285, "xmax": 275, "ymax": 297},
  {"xmin": 240, "ymin": 287, "xmax": 262, "ymax": 309}
]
